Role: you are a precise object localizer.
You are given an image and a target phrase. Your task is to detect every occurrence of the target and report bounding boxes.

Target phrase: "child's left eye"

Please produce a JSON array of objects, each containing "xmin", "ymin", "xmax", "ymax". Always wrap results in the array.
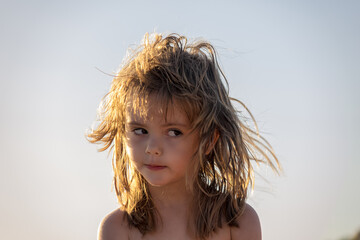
[{"xmin": 168, "ymin": 130, "xmax": 183, "ymax": 137}]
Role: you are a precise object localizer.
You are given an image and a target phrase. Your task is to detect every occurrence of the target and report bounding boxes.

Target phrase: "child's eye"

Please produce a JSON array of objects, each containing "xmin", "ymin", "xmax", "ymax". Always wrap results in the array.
[
  {"xmin": 168, "ymin": 129, "xmax": 183, "ymax": 137},
  {"xmin": 133, "ymin": 128, "xmax": 148, "ymax": 135}
]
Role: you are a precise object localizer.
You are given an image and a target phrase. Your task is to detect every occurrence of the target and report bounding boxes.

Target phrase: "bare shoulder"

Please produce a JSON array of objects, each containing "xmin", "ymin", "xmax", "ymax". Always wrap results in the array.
[
  {"xmin": 97, "ymin": 208, "xmax": 129, "ymax": 240},
  {"xmin": 230, "ymin": 203, "xmax": 262, "ymax": 240}
]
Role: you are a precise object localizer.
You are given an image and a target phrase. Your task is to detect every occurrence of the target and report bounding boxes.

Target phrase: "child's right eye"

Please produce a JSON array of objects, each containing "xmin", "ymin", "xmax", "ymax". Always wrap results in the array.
[{"xmin": 133, "ymin": 128, "xmax": 148, "ymax": 135}]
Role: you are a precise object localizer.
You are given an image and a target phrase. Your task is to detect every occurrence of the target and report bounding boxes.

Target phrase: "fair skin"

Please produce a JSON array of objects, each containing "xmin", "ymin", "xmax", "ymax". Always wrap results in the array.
[
  {"xmin": 98, "ymin": 204, "xmax": 261, "ymax": 240},
  {"xmin": 124, "ymin": 100, "xmax": 199, "ymax": 189},
  {"xmin": 98, "ymin": 98, "xmax": 261, "ymax": 240}
]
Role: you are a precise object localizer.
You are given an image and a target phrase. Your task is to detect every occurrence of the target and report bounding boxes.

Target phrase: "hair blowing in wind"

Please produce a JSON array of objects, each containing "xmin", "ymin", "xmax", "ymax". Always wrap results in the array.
[{"xmin": 87, "ymin": 33, "xmax": 281, "ymax": 239}]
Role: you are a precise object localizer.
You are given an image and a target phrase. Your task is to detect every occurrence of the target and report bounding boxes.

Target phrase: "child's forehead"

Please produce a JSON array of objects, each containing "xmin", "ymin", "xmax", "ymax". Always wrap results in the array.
[{"xmin": 124, "ymin": 95, "xmax": 190, "ymax": 123}]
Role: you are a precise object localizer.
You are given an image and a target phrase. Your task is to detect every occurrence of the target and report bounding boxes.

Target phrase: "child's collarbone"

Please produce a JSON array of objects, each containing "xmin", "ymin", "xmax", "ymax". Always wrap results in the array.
[{"xmin": 128, "ymin": 224, "xmax": 231, "ymax": 240}]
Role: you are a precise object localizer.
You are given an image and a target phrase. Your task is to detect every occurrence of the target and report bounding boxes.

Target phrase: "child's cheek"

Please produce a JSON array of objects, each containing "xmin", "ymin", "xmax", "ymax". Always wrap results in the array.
[{"xmin": 124, "ymin": 136, "xmax": 143, "ymax": 164}]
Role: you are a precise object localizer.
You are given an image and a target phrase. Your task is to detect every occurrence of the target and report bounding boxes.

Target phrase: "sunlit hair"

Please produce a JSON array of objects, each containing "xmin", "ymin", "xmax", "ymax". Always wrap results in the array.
[{"xmin": 88, "ymin": 33, "xmax": 280, "ymax": 239}]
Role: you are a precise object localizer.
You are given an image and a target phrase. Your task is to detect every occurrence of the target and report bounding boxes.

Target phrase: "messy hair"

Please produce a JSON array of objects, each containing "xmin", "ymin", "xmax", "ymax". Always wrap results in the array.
[{"xmin": 88, "ymin": 33, "xmax": 280, "ymax": 239}]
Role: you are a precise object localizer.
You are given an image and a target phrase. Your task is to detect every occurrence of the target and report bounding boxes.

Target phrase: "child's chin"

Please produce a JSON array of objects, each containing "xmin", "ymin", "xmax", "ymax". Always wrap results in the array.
[
  {"xmin": 146, "ymin": 179, "xmax": 168, "ymax": 187},
  {"xmin": 145, "ymin": 178, "xmax": 173, "ymax": 188}
]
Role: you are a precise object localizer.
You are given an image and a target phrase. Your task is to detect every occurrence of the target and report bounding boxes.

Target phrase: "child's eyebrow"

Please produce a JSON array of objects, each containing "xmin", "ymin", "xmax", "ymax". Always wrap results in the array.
[
  {"xmin": 161, "ymin": 122, "xmax": 189, "ymax": 128},
  {"xmin": 126, "ymin": 121, "xmax": 188, "ymax": 128},
  {"xmin": 126, "ymin": 121, "xmax": 144, "ymax": 126}
]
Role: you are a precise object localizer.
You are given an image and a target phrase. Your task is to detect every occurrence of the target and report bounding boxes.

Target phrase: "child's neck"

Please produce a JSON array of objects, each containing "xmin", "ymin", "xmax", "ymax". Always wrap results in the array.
[
  {"xmin": 149, "ymin": 179, "xmax": 192, "ymax": 209},
  {"xmin": 148, "ymin": 180, "xmax": 194, "ymax": 236}
]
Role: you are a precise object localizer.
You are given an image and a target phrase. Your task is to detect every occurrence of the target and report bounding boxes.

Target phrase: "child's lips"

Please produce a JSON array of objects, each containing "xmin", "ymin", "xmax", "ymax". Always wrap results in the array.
[{"xmin": 145, "ymin": 164, "xmax": 166, "ymax": 170}]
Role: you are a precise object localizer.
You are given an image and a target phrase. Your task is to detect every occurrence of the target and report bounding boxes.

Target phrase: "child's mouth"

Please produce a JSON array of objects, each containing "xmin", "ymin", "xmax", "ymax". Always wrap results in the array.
[{"xmin": 145, "ymin": 164, "xmax": 166, "ymax": 170}]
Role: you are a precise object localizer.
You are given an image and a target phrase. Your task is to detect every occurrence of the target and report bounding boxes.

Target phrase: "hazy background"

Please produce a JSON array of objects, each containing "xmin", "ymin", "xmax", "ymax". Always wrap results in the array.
[{"xmin": 1, "ymin": 0, "xmax": 359, "ymax": 239}]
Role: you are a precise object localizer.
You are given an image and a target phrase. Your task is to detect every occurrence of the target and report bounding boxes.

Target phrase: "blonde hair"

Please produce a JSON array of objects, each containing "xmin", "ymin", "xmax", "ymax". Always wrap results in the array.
[{"xmin": 88, "ymin": 33, "xmax": 280, "ymax": 239}]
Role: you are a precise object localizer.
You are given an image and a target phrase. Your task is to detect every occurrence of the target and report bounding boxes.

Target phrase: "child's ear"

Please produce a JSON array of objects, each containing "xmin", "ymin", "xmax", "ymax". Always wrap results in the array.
[{"xmin": 205, "ymin": 129, "xmax": 219, "ymax": 155}]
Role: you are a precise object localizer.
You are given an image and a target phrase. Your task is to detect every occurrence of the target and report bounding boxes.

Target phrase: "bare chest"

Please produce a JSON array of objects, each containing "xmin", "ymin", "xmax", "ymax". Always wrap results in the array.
[{"xmin": 128, "ymin": 225, "xmax": 231, "ymax": 240}]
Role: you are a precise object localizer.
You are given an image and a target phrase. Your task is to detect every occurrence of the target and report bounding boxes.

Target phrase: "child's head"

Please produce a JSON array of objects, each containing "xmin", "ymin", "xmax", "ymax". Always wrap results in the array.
[{"xmin": 88, "ymin": 33, "xmax": 279, "ymax": 238}]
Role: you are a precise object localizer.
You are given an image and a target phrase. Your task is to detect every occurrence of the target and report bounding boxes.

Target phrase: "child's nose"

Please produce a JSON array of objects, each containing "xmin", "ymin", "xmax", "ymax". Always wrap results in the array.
[{"xmin": 145, "ymin": 136, "xmax": 163, "ymax": 156}]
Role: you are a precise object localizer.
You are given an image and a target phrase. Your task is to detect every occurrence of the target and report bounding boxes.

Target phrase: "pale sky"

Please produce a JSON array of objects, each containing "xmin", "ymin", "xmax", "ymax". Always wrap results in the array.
[{"xmin": 1, "ymin": 1, "xmax": 359, "ymax": 239}]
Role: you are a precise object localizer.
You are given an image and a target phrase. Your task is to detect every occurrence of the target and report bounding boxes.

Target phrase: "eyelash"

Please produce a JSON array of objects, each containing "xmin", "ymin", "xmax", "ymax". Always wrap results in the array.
[
  {"xmin": 132, "ymin": 128, "xmax": 183, "ymax": 137},
  {"xmin": 133, "ymin": 128, "xmax": 148, "ymax": 135},
  {"xmin": 168, "ymin": 129, "xmax": 183, "ymax": 137}
]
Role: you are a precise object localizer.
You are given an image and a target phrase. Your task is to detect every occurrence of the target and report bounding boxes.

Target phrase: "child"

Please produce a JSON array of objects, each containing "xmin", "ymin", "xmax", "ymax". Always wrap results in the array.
[{"xmin": 88, "ymin": 33, "xmax": 280, "ymax": 240}]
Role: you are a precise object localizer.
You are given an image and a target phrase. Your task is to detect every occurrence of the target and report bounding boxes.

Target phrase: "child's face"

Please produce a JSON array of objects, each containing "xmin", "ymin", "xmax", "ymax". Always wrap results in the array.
[{"xmin": 124, "ymin": 96, "xmax": 199, "ymax": 187}]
